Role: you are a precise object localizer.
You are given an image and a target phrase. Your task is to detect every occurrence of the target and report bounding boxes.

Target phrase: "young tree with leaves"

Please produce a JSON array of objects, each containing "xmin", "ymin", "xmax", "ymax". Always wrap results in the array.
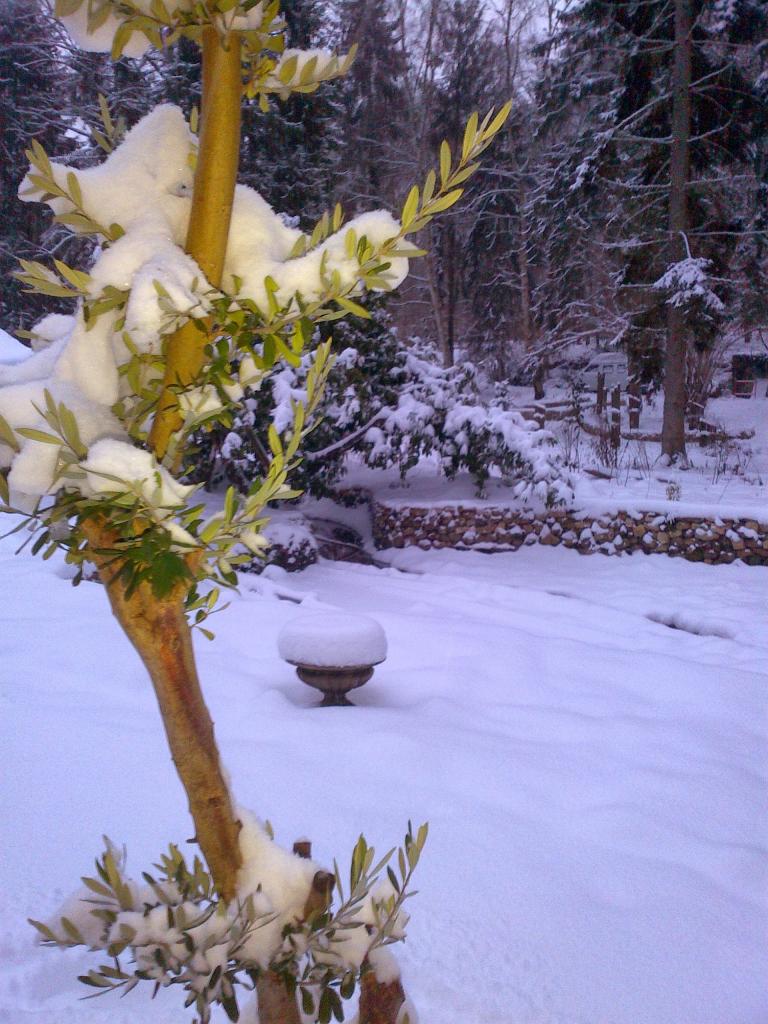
[{"xmin": 0, "ymin": 2, "xmax": 510, "ymax": 1021}]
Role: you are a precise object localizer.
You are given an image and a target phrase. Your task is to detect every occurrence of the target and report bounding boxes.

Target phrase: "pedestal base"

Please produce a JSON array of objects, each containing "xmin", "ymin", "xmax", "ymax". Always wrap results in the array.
[{"xmin": 294, "ymin": 663, "xmax": 376, "ymax": 706}]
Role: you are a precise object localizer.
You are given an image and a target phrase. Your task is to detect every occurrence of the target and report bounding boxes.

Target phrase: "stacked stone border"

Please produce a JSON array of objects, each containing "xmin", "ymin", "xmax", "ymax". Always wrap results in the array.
[{"xmin": 368, "ymin": 498, "xmax": 768, "ymax": 566}]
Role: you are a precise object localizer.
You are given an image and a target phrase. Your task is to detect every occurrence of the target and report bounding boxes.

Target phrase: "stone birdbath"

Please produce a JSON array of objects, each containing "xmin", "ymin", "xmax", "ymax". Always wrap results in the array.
[{"xmin": 278, "ymin": 611, "xmax": 387, "ymax": 706}]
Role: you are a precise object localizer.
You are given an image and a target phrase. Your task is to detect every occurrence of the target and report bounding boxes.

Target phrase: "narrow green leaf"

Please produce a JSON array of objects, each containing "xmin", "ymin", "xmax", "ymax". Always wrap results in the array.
[
  {"xmin": 448, "ymin": 161, "xmax": 481, "ymax": 187},
  {"xmin": 336, "ymin": 296, "xmax": 371, "ymax": 318},
  {"xmin": 422, "ymin": 168, "xmax": 436, "ymax": 205},
  {"xmin": 483, "ymin": 99, "xmax": 513, "ymax": 142},
  {"xmin": 28, "ymin": 918, "xmax": 58, "ymax": 942},
  {"xmin": 110, "ymin": 22, "xmax": 134, "ymax": 60},
  {"xmin": 60, "ymin": 916, "xmax": 85, "ymax": 943},
  {"xmin": 0, "ymin": 415, "xmax": 20, "ymax": 453},
  {"xmin": 224, "ymin": 486, "xmax": 236, "ymax": 524},
  {"xmin": 425, "ymin": 188, "xmax": 463, "ymax": 214},
  {"xmin": 278, "ymin": 53, "xmax": 298, "ymax": 83},
  {"xmin": 66, "ymin": 171, "xmax": 83, "ymax": 211},
  {"xmin": 16, "ymin": 428, "xmax": 62, "ymax": 445},
  {"xmin": 401, "ymin": 185, "xmax": 419, "ymax": 228},
  {"xmin": 439, "ymin": 140, "xmax": 451, "ymax": 185},
  {"xmin": 462, "ymin": 110, "xmax": 478, "ymax": 161}
]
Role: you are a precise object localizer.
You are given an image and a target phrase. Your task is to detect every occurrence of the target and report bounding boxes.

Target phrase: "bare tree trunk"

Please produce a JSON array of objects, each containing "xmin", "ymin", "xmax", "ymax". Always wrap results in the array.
[
  {"xmin": 426, "ymin": 242, "xmax": 451, "ymax": 367},
  {"xmin": 445, "ymin": 221, "xmax": 457, "ymax": 366},
  {"xmin": 660, "ymin": 0, "xmax": 692, "ymax": 462},
  {"xmin": 256, "ymin": 974, "xmax": 301, "ymax": 1024},
  {"xmin": 533, "ymin": 357, "xmax": 546, "ymax": 401},
  {"xmin": 82, "ymin": 521, "xmax": 243, "ymax": 899},
  {"xmin": 517, "ymin": 183, "xmax": 532, "ymax": 352},
  {"xmin": 84, "ymin": 28, "xmax": 245, "ymax": 901}
]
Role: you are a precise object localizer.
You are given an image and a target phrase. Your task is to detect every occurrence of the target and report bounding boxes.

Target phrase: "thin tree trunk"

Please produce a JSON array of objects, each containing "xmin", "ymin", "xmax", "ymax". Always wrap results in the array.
[
  {"xmin": 445, "ymin": 222, "xmax": 457, "ymax": 366},
  {"xmin": 517, "ymin": 182, "xmax": 533, "ymax": 352},
  {"xmin": 84, "ymin": 27, "xmax": 245, "ymax": 901},
  {"xmin": 660, "ymin": 0, "xmax": 692, "ymax": 461},
  {"xmin": 256, "ymin": 974, "xmax": 301, "ymax": 1024},
  {"xmin": 82, "ymin": 520, "xmax": 243, "ymax": 899},
  {"xmin": 149, "ymin": 26, "xmax": 243, "ymax": 463},
  {"xmin": 425, "ymin": 242, "xmax": 450, "ymax": 367}
]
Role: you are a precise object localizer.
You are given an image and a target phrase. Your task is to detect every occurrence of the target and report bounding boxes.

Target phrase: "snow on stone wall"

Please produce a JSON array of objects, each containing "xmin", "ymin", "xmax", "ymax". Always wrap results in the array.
[
  {"xmin": 368, "ymin": 498, "xmax": 768, "ymax": 566},
  {"xmin": 237, "ymin": 494, "xmax": 768, "ymax": 573}
]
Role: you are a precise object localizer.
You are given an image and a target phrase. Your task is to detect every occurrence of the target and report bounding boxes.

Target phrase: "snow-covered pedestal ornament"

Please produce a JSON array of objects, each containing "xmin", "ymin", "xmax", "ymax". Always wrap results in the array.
[{"xmin": 278, "ymin": 611, "xmax": 387, "ymax": 706}]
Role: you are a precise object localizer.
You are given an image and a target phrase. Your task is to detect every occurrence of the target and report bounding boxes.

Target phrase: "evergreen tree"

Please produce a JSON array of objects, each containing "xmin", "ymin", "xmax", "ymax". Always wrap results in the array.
[
  {"xmin": 465, "ymin": 104, "xmax": 543, "ymax": 383},
  {"xmin": 0, "ymin": 0, "xmax": 74, "ymax": 332},
  {"xmin": 534, "ymin": 0, "xmax": 767, "ymax": 453},
  {"xmin": 239, "ymin": 0, "xmax": 343, "ymax": 223}
]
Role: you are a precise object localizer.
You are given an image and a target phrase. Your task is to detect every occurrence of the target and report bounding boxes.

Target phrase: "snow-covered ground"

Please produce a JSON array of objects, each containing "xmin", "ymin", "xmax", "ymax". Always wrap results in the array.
[
  {"xmin": 547, "ymin": 388, "xmax": 768, "ymax": 518},
  {"xmin": 325, "ymin": 385, "xmax": 768, "ymax": 523},
  {"xmin": 1, "ymin": 521, "xmax": 766, "ymax": 1024}
]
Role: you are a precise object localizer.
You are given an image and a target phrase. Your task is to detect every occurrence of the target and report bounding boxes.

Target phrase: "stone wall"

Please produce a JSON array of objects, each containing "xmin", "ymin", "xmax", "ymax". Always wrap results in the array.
[{"xmin": 371, "ymin": 502, "xmax": 768, "ymax": 566}]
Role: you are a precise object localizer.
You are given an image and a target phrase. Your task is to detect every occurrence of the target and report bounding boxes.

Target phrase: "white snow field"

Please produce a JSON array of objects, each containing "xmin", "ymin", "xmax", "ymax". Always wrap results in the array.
[{"xmin": 0, "ymin": 525, "xmax": 766, "ymax": 1024}]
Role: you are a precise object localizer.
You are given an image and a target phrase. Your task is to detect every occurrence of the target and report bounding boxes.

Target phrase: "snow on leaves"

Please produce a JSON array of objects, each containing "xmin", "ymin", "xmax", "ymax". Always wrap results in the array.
[
  {"xmin": 30, "ymin": 819, "xmax": 426, "ymax": 1024},
  {"xmin": 1, "ymin": 0, "xmax": 511, "ymax": 617}
]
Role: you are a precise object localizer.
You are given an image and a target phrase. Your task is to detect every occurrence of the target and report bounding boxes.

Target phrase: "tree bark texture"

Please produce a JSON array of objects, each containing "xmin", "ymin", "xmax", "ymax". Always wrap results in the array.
[
  {"xmin": 425, "ymin": 244, "xmax": 451, "ymax": 368},
  {"xmin": 256, "ymin": 973, "xmax": 301, "ymax": 1024},
  {"xmin": 661, "ymin": 0, "xmax": 692, "ymax": 460},
  {"xmin": 359, "ymin": 971, "xmax": 406, "ymax": 1024},
  {"xmin": 445, "ymin": 222, "xmax": 457, "ymax": 368},
  {"xmin": 517, "ymin": 182, "xmax": 532, "ymax": 352},
  {"xmin": 81, "ymin": 520, "xmax": 243, "ymax": 900}
]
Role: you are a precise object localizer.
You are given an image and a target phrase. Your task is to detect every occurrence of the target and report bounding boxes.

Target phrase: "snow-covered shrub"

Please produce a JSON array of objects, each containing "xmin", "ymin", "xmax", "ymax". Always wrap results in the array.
[
  {"xmin": 0, "ymin": 98, "xmax": 509, "ymax": 601},
  {"xmin": 32, "ymin": 820, "xmax": 427, "ymax": 1024},
  {"xmin": 257, "ymin": 512, "xmax": 319, "ymax": 572},
  {"xmin": 194, "ymin": 325, "xmax": 573, "ymax": 506},
  {"xmin": 186, "ymin": 297, "xmax": 400, "ymax": 493}
]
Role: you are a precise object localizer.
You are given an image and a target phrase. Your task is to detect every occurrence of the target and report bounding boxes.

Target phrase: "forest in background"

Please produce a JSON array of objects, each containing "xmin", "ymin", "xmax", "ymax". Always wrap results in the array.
[{"xmin": 1, "ymin": 0, "xmax": 766, "ymax": 464}]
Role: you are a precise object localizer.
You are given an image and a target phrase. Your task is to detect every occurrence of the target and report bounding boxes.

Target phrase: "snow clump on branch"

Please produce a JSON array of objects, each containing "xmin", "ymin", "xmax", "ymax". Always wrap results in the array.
[
  {"xmin": 33, "ymin": 818, "xmax": 421, "ymax": 1022},
  {"xmin": 653, "ymin": 257, "xmax": 725, "ymax": 317},
  {"xmin": 0, "ymin": 104, "xmax": 409, "ymax": 520},
  {"xmin": 56, "ymin": 0, "xmax": 268, "ymax": 57}
]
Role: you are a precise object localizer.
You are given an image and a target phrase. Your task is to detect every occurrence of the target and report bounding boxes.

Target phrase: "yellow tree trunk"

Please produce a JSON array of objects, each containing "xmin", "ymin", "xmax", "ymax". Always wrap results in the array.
[
  {"xmin": 85, "ymin": 27, "xmax": 244, "ymax": 901},
  {"xmin": 149, "ymin": 26, "xmax": 243, "ymax": 463}
]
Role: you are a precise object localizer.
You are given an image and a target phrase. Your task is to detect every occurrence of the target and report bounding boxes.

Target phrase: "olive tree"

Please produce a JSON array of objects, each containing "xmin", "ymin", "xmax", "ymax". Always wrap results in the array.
[{"xmin": 0, "ymin": 2, "xmax": 509, "ymax": 1020}]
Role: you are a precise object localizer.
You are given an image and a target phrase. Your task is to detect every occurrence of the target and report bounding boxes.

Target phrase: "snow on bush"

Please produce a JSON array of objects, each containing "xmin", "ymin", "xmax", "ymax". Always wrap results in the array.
[
  {"xmin": 205, "ymin": 333, "xmax": 574, "ymax": 506},
  {"xmin": 32, "ymin": 819, "xmax": 426, "ymax": 1024}
]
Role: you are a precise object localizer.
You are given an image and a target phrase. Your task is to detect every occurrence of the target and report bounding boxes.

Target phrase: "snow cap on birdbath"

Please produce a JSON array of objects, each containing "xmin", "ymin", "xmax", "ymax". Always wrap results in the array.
[{"xmin": 278, "ymin": 611, "xmax": 387, "ymax": 706}]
